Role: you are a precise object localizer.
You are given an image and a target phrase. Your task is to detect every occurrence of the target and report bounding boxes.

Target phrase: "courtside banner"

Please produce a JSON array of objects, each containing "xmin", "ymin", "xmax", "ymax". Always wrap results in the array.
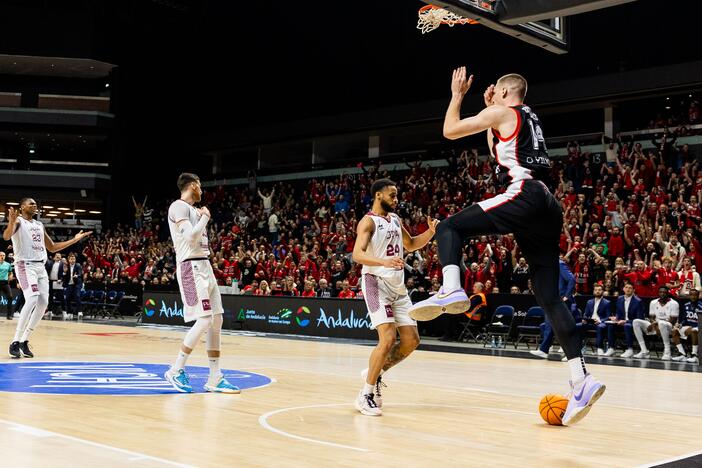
[{"xmin": 141, "ymin": 291, "xmax": 376, "ymax": 340}]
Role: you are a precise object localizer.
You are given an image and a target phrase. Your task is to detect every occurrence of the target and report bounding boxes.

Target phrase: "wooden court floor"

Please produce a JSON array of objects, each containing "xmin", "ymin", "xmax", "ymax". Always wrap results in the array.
[{"xmin": 0, "ymin": 319, "xmax": 700, "ymax": 468}]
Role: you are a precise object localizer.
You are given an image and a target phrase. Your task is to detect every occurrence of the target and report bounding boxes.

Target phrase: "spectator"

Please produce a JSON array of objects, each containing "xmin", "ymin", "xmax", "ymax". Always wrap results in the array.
[
  {"xmin": 0, "ymin": 251, "xmax": 13, "ymax": 319},
  {"xmin": 632, "ymin": 285, "xmax": 679, "ymax": 360},
  {"xmin": 258, "ymin": 187, "xmax": 275, "ymax": 215},
  {"xmin": 672, "ymin": 288, "xmax": 700, "ymax": 363},
  {"xmin": 581, "ymin": 284, "xmax": 612, "ymax": 356},
  {"xmin": 301, "ymin": 280, "xmax": 316, "ymax": 297},
  {"xmin": 62, "ymin": 253, "xmax": 83, "ymax": 319},
  {"xmin": 611, "ymin": 283, "xmax": 644, "ymax": 358},
  {"xmin": 338, "ymin": 280, "xmax": 356, "ymax": 299},
  {"xmin": 317, "ymin": 278, "xmax": 333, "ymax": 298}
]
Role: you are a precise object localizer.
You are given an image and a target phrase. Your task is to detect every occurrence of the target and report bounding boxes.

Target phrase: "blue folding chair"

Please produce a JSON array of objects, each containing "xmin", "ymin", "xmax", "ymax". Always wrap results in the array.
[{"xmin": 516, "ymin": 306, "xmax": 545, "ymax": 349}]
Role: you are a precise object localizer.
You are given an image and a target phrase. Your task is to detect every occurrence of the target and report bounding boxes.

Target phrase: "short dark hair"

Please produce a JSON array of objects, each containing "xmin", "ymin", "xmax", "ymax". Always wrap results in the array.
[
  {"xmin": 19, "ymin": 197, "xmax": 33, "ymax": 207},
  {"xmin": 370, "ymin": 178, "xmax": 396, "ymax": 198},
  {"xmin": 658, "ymin": 285, "xmax": 669, "ymax": 291},
  {"xmin": 177, "ymin": 173, "xmax": 200, "ymax": 192},
  {"xmin": 68, "ymin": 253, "xmax": 76, "ymax": 259}
]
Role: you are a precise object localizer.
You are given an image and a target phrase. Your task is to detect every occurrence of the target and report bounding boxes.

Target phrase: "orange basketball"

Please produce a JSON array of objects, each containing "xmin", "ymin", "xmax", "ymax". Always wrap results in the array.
[{"xmin": 539, "ymin": 394, "xmax": 568, "ymax": 426}]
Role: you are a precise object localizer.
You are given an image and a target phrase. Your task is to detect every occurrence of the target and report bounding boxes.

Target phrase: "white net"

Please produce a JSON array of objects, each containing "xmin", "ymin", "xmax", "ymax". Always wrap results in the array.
[{"xmin": 417, "ymin": 6, "xmax": 470, "ymax": 34}]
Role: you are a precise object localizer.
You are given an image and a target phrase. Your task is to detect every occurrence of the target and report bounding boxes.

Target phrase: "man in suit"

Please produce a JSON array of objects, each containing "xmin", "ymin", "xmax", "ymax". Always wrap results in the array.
[
  {"xmin": 582, "ymin": 283, "xmax": 612, "ymax": 356},
  {"xmin": 62, "ymin": 253, "xmax": 83, "ymax": 319},
  {"xmin": 609, "ymin": 282, "xmax": 644, "ymax": 358}
]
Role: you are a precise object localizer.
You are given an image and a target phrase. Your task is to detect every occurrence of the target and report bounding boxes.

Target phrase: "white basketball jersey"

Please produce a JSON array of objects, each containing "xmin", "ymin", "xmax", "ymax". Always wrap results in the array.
[
  {"xmin": 11, "ymin": 217, "xmax": 47, "ymax": 262},
  {"xmin": 361, "ymin": 212, "xmax": 405, "ymax": 292},
  {"xmin": 168, "ymin": 199, "xmax": 210, "ymax": 263}
]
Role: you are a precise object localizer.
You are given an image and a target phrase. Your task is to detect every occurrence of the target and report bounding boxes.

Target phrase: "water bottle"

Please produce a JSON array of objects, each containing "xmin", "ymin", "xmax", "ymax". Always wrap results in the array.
[
  {"xmin": 490, "ymin": 336, "xmax": 496, "ymax": 348},
  {"xmin": 497, "ymin": 335, "xmax": 503, "ymax": 348}
]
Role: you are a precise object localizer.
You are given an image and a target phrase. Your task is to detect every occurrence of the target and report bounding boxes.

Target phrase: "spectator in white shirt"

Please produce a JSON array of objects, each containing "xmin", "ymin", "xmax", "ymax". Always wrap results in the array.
[{"xmin": 633, "ymin": 286, "xmax": 679, "ymax": 360}]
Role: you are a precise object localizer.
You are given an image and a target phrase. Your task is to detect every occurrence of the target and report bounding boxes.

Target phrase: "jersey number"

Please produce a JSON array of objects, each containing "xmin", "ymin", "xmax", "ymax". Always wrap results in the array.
[
  {"xmin": 527, "ymin": 118, "xmax": 546, "ymax": 151},
  {"xmin": 386, "ymin": 244, "xmax": 400, "ymax": 257}
]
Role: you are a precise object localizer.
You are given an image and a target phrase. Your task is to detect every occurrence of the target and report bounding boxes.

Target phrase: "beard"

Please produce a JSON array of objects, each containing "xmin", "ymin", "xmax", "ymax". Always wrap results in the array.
[{"xmin": 380, "ymin": 200, "xmax": 394, "ymax": 213}]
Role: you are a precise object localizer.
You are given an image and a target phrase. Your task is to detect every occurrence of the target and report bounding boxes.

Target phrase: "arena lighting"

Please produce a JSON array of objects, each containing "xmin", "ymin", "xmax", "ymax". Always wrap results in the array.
[
  {"xmin": 89, "ymin": 210, "xmax": 102, "ymax": 214},
  {"xmin": 49, "ymin": 211, "xmax": 61, "ymax": 214},
  {"xmin": 64, "ymin": 212, "xmax": 76, "ymax": 216},
  {"xmin": 29, "ymin": 149, "xmax": 35, "ymax": 154},
  {"xmin": 6, "ymin": 202, "xmax": 18, "ymax": 206},
  {"xmin": 45, "ymin": 213, "xmax": 57, "ymax": 217},
  {"xmin": 43, "ymin": 205, "xmax": 54, "ymax": 209},
  {"xmin": 74, "ymin": 209, "xmax": 86, "ymax": 213},
  {"xmin": 57, "ymin": 207, "xmax": 70, "ymax": 211}
]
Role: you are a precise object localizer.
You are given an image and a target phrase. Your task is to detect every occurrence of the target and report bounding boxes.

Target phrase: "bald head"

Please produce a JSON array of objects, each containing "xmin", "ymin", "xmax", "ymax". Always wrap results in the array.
[{"xmin": 496, "ymin": 73, "xmax": 527, "ymax": 101}]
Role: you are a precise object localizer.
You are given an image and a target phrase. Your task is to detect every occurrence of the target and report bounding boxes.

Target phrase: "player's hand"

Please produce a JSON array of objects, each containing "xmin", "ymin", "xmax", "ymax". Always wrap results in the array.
[
  {"xmin": 74, "ymin": 230, "xmax": 93, "ymax": 241},
  {"xmin": 428, "ymin": 218, "xmax": 439, "ymax": 235},
  {"xmin": 483, "ymin": 84, "xmax": 495, "ymax": 107},
  {"xmin": 199, "ymin": 206, "xmax": 211, "ymax": 218},
  {"xmin": 384, "ymin": 257, "xmax": 405, "ymax": 270},
  {"xmin": 451, "ymin": 67, "xmax": 473, "ymax": 97},
  {"xmin": 7, "ymin": 207, "xmax": 18, "ymax": 222}
]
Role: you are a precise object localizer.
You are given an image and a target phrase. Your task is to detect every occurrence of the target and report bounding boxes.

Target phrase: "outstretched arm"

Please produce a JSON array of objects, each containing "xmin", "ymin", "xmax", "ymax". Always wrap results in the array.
[{"xmin": 402, "ymin": 218, "xmax": 438, "ymax": 252}]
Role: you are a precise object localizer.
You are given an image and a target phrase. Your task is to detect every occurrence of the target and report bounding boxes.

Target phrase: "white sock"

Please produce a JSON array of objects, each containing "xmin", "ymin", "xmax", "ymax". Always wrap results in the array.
[
  {"xmin": 693, "ymin": 345, "xmax": 698, "ymax": 355},
  {"xmin": 363, "ymin": 383, "xmax": 374, "ymax": 395},
  {"xmin": 208, "ymin": 357, "xmax": 221, "ymax": 382},
  {"xmin": 442, "ymin": 265, "xmax": 461, "ymax": 291},
  {"xmin": 677, "ymin": 344, "xmax": 686, "ymax": 355},
  {"xmin": 173, "ymin": 350, "xmax": 189, "ymax": 372},
  {"xmin": 568, "ymin": 357, "xmax": 587, "ymax": 384}
]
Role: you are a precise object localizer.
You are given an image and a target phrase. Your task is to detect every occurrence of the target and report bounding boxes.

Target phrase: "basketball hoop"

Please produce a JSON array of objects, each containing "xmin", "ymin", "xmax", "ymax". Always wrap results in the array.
[{"xmin": 417, "ymin": 4, "xmax": 479, "ymax": 34}]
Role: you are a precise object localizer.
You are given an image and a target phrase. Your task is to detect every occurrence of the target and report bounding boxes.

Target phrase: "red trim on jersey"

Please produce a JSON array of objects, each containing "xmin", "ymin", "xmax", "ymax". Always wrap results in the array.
[
  {"xmin": 492, "ymin": 107, "xmax": 522, "ymax": 142},
  {"xmin": 483, "ymin": 181, "xmax": 524, "ymax": 212},
  {"xmin": 367, "ymin": 211, "xmax": 391, "ymax": 222}
]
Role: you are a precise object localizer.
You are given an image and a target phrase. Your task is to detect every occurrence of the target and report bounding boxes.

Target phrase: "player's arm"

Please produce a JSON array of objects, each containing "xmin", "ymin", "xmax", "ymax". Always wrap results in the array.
[
  {"xmin": 401, "ymin": 218, "xmax": 438, "ymax": 252},
  {"xmin": 352, "ymin": 216, "xmax": 403, "ymax": 270},
  {"xmin": 2, "ymin": 207, "xmax": 19, "ymax": 241},
  {"xmin": 175, "ymin": 206, "xmax": 210, "ymax": 244},
  {"xmin": 45, "ymin": 230, "xmax": 92, "ymax": 253}
]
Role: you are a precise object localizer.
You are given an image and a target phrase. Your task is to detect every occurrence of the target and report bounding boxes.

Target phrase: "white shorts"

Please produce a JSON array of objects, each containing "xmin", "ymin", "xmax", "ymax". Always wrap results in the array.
[
  {"xmin": 15, "ymin": 261, "xmax": 49, "ymax": 298},
  {"xmin": 361, "ymin": 273, "xmax": 416, "ymax": 330},
  {"xmin": 176, "ymin": 259, "xmax": 223, "ymax": 323},
  {"xmin": 679, "ymin": 326, "xmax": 699, "ymax": 339}
]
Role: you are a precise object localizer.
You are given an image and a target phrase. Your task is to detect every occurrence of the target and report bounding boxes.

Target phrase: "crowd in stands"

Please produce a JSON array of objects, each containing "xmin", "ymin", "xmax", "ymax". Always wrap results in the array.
[{"xmin": 1, "ymin": 130, "xmax": 701, "ymax": 307}]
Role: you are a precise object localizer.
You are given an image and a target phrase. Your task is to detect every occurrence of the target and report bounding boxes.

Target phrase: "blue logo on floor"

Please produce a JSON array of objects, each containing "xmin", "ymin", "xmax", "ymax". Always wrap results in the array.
[{"xmin": 0, "ymin": 362, "xmax": 272, "ymax": 395}]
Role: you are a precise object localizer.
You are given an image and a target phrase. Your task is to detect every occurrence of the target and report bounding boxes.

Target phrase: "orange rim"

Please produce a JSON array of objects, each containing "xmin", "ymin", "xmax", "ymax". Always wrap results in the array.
[{"xmin": 418, "ymin": 4, "xmax": 479, "ymax": 25}]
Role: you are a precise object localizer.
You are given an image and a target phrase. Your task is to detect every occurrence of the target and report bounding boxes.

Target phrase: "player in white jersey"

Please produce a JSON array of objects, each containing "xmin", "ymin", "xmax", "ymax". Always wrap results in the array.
[
  {"xmin": 2, "ymin": 198, "xmax": 91, "ymax": 358},
  {"xmin": 163, "ymin": 173, "xmax": 239, "ymax": 394},
  {"xmin": 352, "ymin": 178, "xmax": 437, "ymax": 416}
]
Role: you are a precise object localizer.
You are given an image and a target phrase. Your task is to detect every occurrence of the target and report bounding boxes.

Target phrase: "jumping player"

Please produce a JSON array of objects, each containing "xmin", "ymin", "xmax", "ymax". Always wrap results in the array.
[
  {"xmin": 352, "ymin": 178, "xmax": 437, "ymax": 416},
  {"xmin": 164, "ymin": 173, "xmax": 240, "ymax": 394},
  {"xmin": 2, "ymin": 198, "xmax": 91, "ymax": 358},
  {"xmin": 408, "ymin": 69, "xmax": 605, "ymax": 425}
]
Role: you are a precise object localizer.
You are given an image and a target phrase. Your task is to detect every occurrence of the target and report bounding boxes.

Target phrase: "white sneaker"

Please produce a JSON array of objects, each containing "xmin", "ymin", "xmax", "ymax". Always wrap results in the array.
[
  {"xmin": 596, "ymin": 348, "xmax": 605, "ymax": 356},
  {"xmin": 360, "ymin": 368, "xmax": 384, "ymax": 408},
  {"xmin": 633, "ymin": 350, "xmax": 650, "ymax": 359},
  {"xmin": 561, "ymin": 356, "xmax": 568, "ymax": 362},
  {"xmin": 355, "ymin": 390, "xmax": 381, "ymax": 416},
  {"xmin": 557, "ymin": 347, "xmax": 564, "ymax": 353},
  {"xmin": 604, "ymin": 348, "xmax": 615, "ymax": 357},
  {"xmin": 661, "ymin": 352, "xmax": 671, "ymax": 361},
  {"xmin": 529, "ymin": 349, "xmax": 548, "ymax": 359},
  {"xmin": 687, "ymin": 355, "xmax": 699, "ymax": 364},
  {"xmin": 672, "ymin": 354, "xmax": 688, "ymax": 362},
  {"xmin": 620, "ymin": 348, "xmax": 634, "ymax": 358}
]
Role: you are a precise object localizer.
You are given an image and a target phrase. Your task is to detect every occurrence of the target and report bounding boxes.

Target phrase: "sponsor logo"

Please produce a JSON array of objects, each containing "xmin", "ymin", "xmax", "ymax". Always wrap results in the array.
[
  {"xmin": 202, "ymin": 299, "xmax": 211, "ymax": 311},
  {"xmin": 31, "ymin": 284, "xmax": 38, "ymax": 292},
  {"xmin": 317, "ymin": 307, "xmax": 371, "ymax": 330},
  {"xmin": 0, "ymin": 362, "xmax": 272, "ymax": 395},
  {"xmin": 143, "ymin": 298, "xmax": 157, "ymax": 317},
  {"xmin": 296, "ymin": 306, "xmax": 311, "ymax": 327},
  {"xmin": 158, "ymin": 300, "xmax": 184, "ymax": 319},
  {"xmin": 384, "ymin": 305, "xmax": 394, "ymax": 318}
]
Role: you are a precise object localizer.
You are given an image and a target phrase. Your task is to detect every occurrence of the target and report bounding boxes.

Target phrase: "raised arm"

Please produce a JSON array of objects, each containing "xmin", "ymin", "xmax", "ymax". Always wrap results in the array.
[
  {"xmin": 2, "ymin": 207, "xmax": 18, "ymax": 241},
  {"xmin": 44, "ymin": 230, "xmax": 92, "ymax": 253}
]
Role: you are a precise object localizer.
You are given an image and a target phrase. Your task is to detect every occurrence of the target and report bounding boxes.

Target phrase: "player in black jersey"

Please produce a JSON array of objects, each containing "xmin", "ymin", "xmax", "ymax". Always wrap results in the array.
[{"xmin": 408, "ymin": 68, "xmax": 605, "ymax": 426}]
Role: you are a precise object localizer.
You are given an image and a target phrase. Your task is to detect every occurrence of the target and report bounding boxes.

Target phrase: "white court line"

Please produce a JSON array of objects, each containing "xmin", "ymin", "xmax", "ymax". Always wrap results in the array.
[
  {"xmin": 0, "ymin": 418, "xmax": 193, "ymax": 467},
  {"xmin": 247, "ymin": 365, "xmax": 702, "ymax": 418},
  {"xmin": 637, "ymin": 449, "xmax": 702, "ymax": 467},
  {"xmin": 258, "ymin": 402, "xmax": 533, "ymax": 453}
]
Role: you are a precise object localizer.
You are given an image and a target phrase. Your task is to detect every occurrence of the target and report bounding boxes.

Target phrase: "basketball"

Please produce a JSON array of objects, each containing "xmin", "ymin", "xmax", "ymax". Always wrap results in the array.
[{"xmin": 539, "ymin": 394, "xmax": 569, "ymax": 425}]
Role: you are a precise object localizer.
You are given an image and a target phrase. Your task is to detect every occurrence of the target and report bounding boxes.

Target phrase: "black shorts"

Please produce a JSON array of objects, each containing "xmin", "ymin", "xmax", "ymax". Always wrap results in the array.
[{"xmin": 448, "ymin": 179, "xmax": 563, "ymax": 268}]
